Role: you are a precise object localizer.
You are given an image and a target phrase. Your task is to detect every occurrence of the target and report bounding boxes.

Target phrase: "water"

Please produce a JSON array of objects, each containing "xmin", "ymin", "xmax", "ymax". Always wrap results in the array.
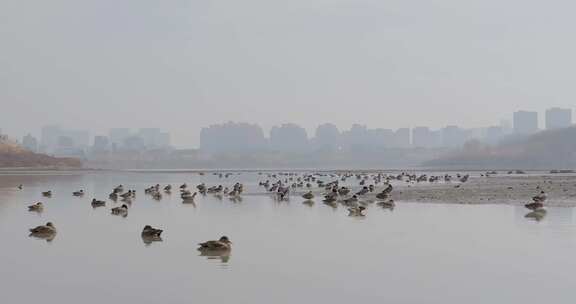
[{"xmin": 1, "ymin": 171, "xmax": 576, "ymax": 303}]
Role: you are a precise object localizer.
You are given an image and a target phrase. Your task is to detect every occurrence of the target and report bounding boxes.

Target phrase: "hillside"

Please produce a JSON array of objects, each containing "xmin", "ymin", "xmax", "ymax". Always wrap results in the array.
[
  {"xmin": 425, "ymin": 127, "xmax": 576, "ymax": 169},
  {"xmin": 0, "ymin": 140, "xmax": 81, "ymax": 168}
]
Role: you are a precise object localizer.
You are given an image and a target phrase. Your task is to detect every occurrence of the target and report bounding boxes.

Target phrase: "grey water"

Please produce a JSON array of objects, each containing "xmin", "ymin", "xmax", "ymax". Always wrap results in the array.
[{"xmin": 1, "ymin": 171, "xmax": 576, "ymax": 303}]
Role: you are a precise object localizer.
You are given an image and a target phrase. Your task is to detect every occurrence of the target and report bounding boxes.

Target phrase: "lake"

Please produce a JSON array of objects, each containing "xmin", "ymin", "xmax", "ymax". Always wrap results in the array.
[{"xmin": 1, "ymin": 170, "xmax": 575, "ymax": 303}]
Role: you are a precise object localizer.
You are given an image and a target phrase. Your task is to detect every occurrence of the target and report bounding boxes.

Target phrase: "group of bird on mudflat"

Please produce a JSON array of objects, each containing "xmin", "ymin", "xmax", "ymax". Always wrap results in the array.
[{"xmin": 23, "ymin": 170, "xmax": 550, "ymax": 246}]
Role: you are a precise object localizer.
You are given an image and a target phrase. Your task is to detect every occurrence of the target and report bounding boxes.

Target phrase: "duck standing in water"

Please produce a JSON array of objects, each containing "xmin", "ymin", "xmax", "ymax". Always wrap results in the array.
[
  {"xmin": 198, "ymin": 236, "xmax": 232, "ymax": 252},
  {"xmin": 29, "ymin": 222, "xmax": 57, "ymax": 241},
  {"xmin": 525, "ymin": 191, "xmax": 547, "ymax": 210},
  {"xmin": 28, "ymin": 202, "xmax": 44, "ymax": 212}
]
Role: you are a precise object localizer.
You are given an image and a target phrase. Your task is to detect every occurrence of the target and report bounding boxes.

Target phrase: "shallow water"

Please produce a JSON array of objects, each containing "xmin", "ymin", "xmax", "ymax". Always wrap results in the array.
[{"xmin": 1, "ymin": 171, "xmax": 576, "ymax": 303}]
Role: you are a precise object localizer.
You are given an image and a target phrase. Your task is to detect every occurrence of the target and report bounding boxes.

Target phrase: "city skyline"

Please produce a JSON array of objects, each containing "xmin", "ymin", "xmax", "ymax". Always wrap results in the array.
[{"xmin": 7, "ymin": 107, "xmax": 574, "ymax": 153}]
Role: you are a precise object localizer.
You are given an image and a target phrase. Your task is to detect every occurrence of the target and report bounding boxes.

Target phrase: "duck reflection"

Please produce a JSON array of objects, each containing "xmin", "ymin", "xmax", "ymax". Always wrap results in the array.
[
  {"xmin": 141, "ymin": 234, "xmax": 163, "ymax": 245},
  {"xmin": 198, "ymin": 249, "xmax": 231, "ymax": 263},
  {"xmin": 525, "ymin": 209, "xmax": 547, "ymax": 222},
  {"xmin": 377, "ymin": 200, "xmax": 395, "ymax": 210},
  {"xmin": 181, "ymin": 199, "xmax": 196, "ymax": 207},
  {"xmin": 302, "ymin": 200, "xmax": 314, "ymax": 207}
]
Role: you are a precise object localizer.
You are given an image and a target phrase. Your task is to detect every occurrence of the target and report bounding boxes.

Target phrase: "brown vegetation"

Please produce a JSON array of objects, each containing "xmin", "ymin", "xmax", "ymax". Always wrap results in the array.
[{"xmin": 0, "ymin": 141, "xmax": 81, "ymax": 168}]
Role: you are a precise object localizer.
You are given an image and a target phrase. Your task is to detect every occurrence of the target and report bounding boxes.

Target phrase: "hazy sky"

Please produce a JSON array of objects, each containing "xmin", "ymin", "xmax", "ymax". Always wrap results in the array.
[{"xmin": 2, "ymin": 0, "xmax": 576, "ymax": 148}]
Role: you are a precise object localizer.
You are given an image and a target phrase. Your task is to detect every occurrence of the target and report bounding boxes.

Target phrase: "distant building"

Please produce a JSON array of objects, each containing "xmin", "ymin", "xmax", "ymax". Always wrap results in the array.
[
  {"xmin": 270, "ymin": 123, "xmax": 309, "ymax": 153},
  {"xmin": 138, "ymin": 128, "xmax": 162, "ymax": 148},
  {"xmin": 485, "ymin": 126, "xmax": 504, "ymax": 145},
  {"xmin": 92, "ymin": 136, "xmax": 110, "ymax": 152},
  {"xmin": 22, "ymin": 134, "xmax": 38, "ymax": 152},
  {"xmin": 412, "ymin": 127, "xmax": 433, "ymax": 148},
  {"xmin": 393, "ymin": 128, "xmax": 410, "ymax": 148},
  {"xmin": 513, "ymin": 111, "xmax": 538, "ymax": 134},
  {"xmin": 314, "ymin": 123, "xmax": 341, "ymax": 151},
  {"xmin": 40, "ymin": 125, "xmax": 62, "ymax": 153},
  {"xmin": 158, "ymin": 132, "xmax": 171, "ymax": 148},
  {"xmin": 545, "ymin": 107, "xmax": 572, "ymax": 130},
  {"xmin": 109, "ymin": 128, "xmax": 132, "ymax": 148},
  {"xmin": 442, "ymin": 125, "xmax": 466, "ymax": 148},
  {"xmin": 200, "ymin": 122, "xmax": 267, "ymax": 153},
  {"xmin": 366, "ymin": 128, "xmax": 394, "ymax": 149}
]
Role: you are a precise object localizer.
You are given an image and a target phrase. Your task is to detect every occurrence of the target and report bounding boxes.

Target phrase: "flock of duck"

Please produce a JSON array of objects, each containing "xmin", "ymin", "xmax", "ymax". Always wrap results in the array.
[
  {"xmin": 26, "ymin": 182, "xmax": 232, "ymax": 253},
  {"xmin": 23, "ymin": 170, "xmax": 550, "ymax": 247}
]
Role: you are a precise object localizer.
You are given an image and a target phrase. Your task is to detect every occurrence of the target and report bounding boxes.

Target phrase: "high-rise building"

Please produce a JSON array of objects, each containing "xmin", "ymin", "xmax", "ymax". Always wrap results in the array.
[
  {"xmin": 513, "ymin": 111, "xmax": 538, "ymax": 134},
  {"xmin": 545, "ymin": 107, "xmax": 572, "ymax": 130},
  {"xmin": 92, "ymin": 136, "xmax": 110, "ymax": 152},
  {"xmin": 22, "ymin": 134, "xmax": 38, "ymax": 152},
  {"xmin": 394, "ymin": 128, "xmax": 411, "ymax": 148},
  {"xmin": 41, "ymin": 125, "xmax": 62, "ymax": 153},
  {"xmin": 442, "ymin": 125, "xmax": 466, "ymax": 148},
  {"xmin": 270, "ymin": 124, "xmax": 309, "ymax": 153},
  {"xmin": 485, "ymin": 126, "xmax": 503, "ymax": 145},
  {"xmin": 138, "ymin": 128, "xmax": 162, "ymax": 148},
  {"xmin": 314, "ymin": 123, "xmax": 341, "ymax": 151},
  {"xmin": 109, "ymin": 128, "xmax": 131, "ymax": 148},
  {"xmin": 412, "ymin": 127, "xmax": 431, "ymax": 148}
]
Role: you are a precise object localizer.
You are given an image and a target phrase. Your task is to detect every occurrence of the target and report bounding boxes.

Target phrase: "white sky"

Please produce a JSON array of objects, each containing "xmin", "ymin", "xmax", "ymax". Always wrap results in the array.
[{"xmin": 2, "ymin": 0, "xmax": 575, "ymax": 148}]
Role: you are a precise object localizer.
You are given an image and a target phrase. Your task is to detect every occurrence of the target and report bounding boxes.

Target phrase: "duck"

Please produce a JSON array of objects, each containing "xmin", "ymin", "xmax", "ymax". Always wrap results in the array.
[
  {"xmin": 73, "ymin": 190, "xmax": 85, "ymax": 197},
  {"xmin": 18, "ymin": 184, "xmax": 23, "ymax": 190},
  {"xmin": 29, "ymin": 222, "xmax": 56, "ymax": 235},
  {"xmin": 343, "ymin": 195, "xmax": 359, "ymax": 205},
  {"xmin": 347, "ymin": 206, "xmax": 366, "ymax": 216},
  {"xmin": 525, "ymin": 202, "xmax": 544, "ymax": 211},
  {"xmin": 376, "ymin": 191, "xmax": 389, "ymax": 200},
  {"xmin": 198, "ymin": 236, "xmax": 232, "ymax": 251},
  {"xmin": 302, "ymin": 191, "xmax": 314, "ymax": 200},
  {"xmin": 111, "ymin": 204, "xmax": 129, "ymax": 216},
  {"xmin": 532, "ymin": 191, "xmax": 547, "ymax": 203},
  {"xmin": 91, "ymin": 199, "xmax": 106, "ymax": 208},
  {"xmin": 164, "ymin": 185, "xmax": 172, "ymax": 192},
  {"xmin": 141, "ymin": 225, "xmax": 163, "ymax": 237},
  {"xmin": 28, "ymin": 202, "xmax": 44, "ymax": 212},
  {"xmin": 182, "ymin": 192, "xmax": 197, "ymax": 201},
  {"xmin": 42, "ymin": 191, "xmax": 52, "ymax": 197}
]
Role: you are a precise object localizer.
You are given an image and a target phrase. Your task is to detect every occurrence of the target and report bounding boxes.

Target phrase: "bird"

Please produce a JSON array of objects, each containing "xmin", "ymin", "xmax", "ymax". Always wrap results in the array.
[
  {"xmin": 525, "ymin": 202, "xmax": 544, "ymax": 211},
  {"xmin": 141, "ymin": 225, "xmax": 163, "ymax": 237},
  {"xmin": 532, "ymin": 191, "xmax": 547, "ymax": 203},
  {"xmin": 29, "ymin": 222, "xmax": 57, "ymax": 235},
  {"xmin": 111, "ymin": 204, "xmax": 128, "ymax": 216},
  {"xmin": 42, "ymin": 191, "xmax": 52, "ymax": 197},
  {"xmin": 73, "ymin": 190, "xmax": 85, "ymax": 197},
  {"xmin": 198, "ymin": 236, "xmax": 232, "ymax": 251},
  {"xmin": 376, "ymin": 191, "xmax": 389, "ymax": 200},
  {"xmin": 91, "ymin": 199, "xmax": 106, "ymax": 208},
  {"xmin": 17, "ymin": 184, "xmax": 23, "ymax": 190},
  {"xmin": 302, "ymin": 191, "xmax": 314, "ymax": 200},
  {"xmin": 28, "ymin": 202, "xmax": 44, "ymax": 212},
  {"xmin": 347, "ymin": 206, "xmax": 366, "ymax": 217}
]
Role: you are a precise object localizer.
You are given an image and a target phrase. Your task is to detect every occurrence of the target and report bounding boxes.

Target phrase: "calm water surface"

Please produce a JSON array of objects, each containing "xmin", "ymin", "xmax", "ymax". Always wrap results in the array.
[{"xmin": 1, "ymin": 171, "xmax": 575, "ymax": 303}]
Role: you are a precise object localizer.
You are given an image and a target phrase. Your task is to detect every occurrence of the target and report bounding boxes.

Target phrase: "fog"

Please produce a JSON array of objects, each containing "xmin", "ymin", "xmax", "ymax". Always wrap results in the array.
[{"xmin": 2, "ymin": 0, "xmax": 576, "ymax": 148}]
